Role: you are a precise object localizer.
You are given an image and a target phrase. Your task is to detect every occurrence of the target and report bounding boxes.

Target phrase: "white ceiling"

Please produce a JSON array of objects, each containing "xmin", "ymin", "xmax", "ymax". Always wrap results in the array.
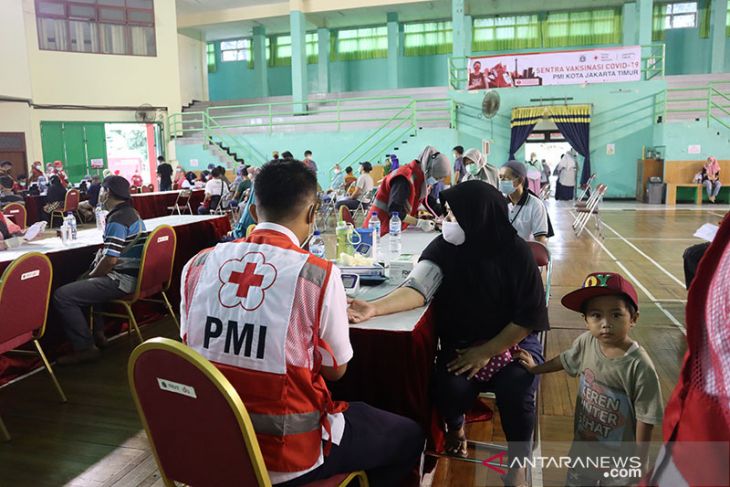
[{"xmin": 178, "ymin": 0, "xmax": 629, "ymax": 41}]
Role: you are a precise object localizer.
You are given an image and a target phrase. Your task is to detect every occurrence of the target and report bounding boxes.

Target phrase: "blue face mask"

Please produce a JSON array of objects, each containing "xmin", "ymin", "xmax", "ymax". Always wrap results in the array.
[{"xmin": 499, "ymin": 179, "xmax": 515, "ymax": 195}]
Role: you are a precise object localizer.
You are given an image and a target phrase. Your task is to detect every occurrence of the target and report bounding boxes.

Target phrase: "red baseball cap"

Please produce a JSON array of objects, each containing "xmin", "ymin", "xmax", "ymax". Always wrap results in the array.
[{"xmin": 561, "ymin": 272, "xmax": 639, "ymax": 312}]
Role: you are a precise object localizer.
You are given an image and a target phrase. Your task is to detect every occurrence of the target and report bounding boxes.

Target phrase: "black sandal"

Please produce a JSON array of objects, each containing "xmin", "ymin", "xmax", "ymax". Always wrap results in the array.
[{"xmin": 444, "ymin": 428, "xmax": 468, "ymax": 458}]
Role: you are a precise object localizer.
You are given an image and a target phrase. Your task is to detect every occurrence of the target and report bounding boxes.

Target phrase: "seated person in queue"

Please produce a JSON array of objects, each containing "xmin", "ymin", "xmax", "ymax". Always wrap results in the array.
[
  {"xmin": 349, "ymin": 181, "xmax": 549, "ymax": 487},
  {"xmin": 197, "ymin": 166, "xmax": 229, "ymax": 214},
  {"xmin": 461, "ymin": 148, "xmax": 499, "ymax": 188},
  {"xmin": 499, "ymin": 161, "xmax": 549, "ymax": 244},
  {"xmin": 363, "ymin": 145, "xmax": 451, "ymax": 236},
  {"xmin": 335, "ymin": 161, "xmax": 374, "ymax": 211},
  {"xmin": 0, "ymin": 174, "xmax": 23, "ymax": 204},
  {"xmin": 77, "ymin": 175, "xmax": 102, "ymax": 222},
  {"xmin": 180, "ymin": 159, "xmax": 424, "ymax": 486},
  {"xmin": 54, "ymin": 176, "xmax": 147, "ymax": 364},
  {"xmin": 42, "ymin": 175, "xmax": 68, "ymax": 220}
]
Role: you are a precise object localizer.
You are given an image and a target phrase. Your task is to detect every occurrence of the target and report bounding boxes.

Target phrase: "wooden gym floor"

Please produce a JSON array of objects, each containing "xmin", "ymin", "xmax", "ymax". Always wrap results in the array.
[{"xmin": 0, "ymin": 202, "xmax": 725, "ymax": 486}]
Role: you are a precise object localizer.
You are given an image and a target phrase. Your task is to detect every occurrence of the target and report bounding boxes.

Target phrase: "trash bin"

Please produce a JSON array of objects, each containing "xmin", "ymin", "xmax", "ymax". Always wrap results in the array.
[{"xmin": 646, "ymin": 180, "xmax": 665, "ymax": 204}]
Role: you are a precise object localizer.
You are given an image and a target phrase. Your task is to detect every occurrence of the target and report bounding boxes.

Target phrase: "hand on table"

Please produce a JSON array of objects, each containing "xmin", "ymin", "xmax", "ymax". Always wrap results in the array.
[
  {"xmin": 347, "ymin": 298, "xmax": 376, "ymax": 324},
  {"xmin": 447, "ymin": 345, "xmax": 492, "ymax": 380}
]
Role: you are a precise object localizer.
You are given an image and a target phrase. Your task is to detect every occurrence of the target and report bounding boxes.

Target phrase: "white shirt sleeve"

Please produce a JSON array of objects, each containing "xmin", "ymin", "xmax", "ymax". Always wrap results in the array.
[
  {"xmin": 530, "ymin": 198, "xmax": 548, "ymax": 238},
  {"xmin": 204, "ymin": 179, "xmax": 215, "ymax": 195},
  {"xmin": 318, "ymin": 265, "xmax": 354, "ymax": 368}
]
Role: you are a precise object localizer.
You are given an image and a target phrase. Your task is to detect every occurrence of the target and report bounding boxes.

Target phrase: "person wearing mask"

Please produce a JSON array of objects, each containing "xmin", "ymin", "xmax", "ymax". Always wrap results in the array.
[
  {"xmin": 555, "ymin": 150, "xmax": 578, "ymax": 201},
  {"xmin": 540, "ymin": 159, "xmax": 551, "ymax": 193},
  {"xmin": 0, "ymin": 160, "xmax": 13, "ymax": 179},
  {"xmin": 182, "ymin": 171, "xmax": 197, "ymax": 189},
  {"xmin": 30, "ymin": 161, "xmax": 45, "ymax": 184},
  {"xmin": 231, "ymin": 166, "xmax": 251, "ymax": 202},
  {"xmin": 499, "ymin": 161, "xmax": 549, "ymax": 244},
  {"xmin": 131, "ymin": 170, "xmax": 144, "ymax": 188},
  {"xmin": 330, "ymin": 164, "xmax": 345, "ymax": 192},
  {"xmin": 349, "ymin": 181, "xmax": 548, "ymax": 486},
  {"xmin": 41, "ymin": 175, "xmax": 67, "ymax": 220},
  {"xmin": 461, "ymin": 148, "xmax": 499, "ymax": 188},
  {"xmin": 702, "ymin": 156, "xmax": 722, "ymax": 204},
  {"xmin": 230, "ymin": 167, "xmax": 259, "ymax": 239},
  {"xmin": 525, "ymin": 153, "xmax": 543, "ymax": 195},
  {"xmin": 198, "ymin": 167, "xmax": 229, "ymax": 214},
  {"xmin": 54, "ymin": 176, "xmax": 147, "ymax": 364},
  {"xmin": 363, "ymin": 146, "xmax": 450, "ymax": 236},
  {"xmin": 230, "ymin": 165, "xmax": 246, "ymax": 191},
  {"xmin": 452, "ymin": 146, "xmax": 465, "ymax": 185},
  {"xmin": 303, "ymin": 150, "xmax": 318, "ymax": 175},
  {"xmin": 77, "ymin": 175, "xmax": 102, "ymax": 221},
  {"xmin": 53, "ymin": 161, "xmax": 69, "ymax": 188},
  {"xmin": 180, "ymin": 159, "xmax": 424, "ymax": 485},
  {"xmin": 12, "ymin": 175, "xmax": 28, "ymax": 193},
  {"xmin": 172, "ymin": 166, "xmax": 187, "ymax": 190},
  {"xmin": 157, "ymin": 156, "xmax": 172, "ymax": 191},
  {"xmin": 336, "ymin": 162, "xmax": 374, "ymax": 211}
]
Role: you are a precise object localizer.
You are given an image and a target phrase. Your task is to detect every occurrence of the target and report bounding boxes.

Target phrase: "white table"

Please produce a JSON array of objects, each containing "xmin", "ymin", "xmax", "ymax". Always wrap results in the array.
[{"xmin": 0, "ymin": 214, "xmax": 224, "ymax": 264}]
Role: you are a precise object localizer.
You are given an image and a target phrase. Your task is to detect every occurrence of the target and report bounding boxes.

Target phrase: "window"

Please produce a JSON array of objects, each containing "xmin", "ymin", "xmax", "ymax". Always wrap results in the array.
[
  {"xmin": 207, "ymin": 43, "xmax": 216, "ymax": 73},
  {"xmin": 543, "ymin": 8, "xmax": 622, "ymax": 48},
  {"xmin": 220, "ymin": 39, "xmax": 251, "ymax": 62},
  {"xmin": 663, "ymin": 2, "xmax": 698, "ymax": 29},
  {"xmin": 472, "ymin": 15, "xmax": 541, "ymax": 52},
  {"xmin": 332, "ymin": 26, "xmax": 388, "ymax": 61},
  {"xmin": 403, "ymin": 21, "xmax": 452, "ymax": 56},
  {"xmin": 34, "ymin": 0, "xmax": 156, "ymax": 56},
  {"xmin": 726, "ymin": 0, "xmax": 730, "ymax": 36},
  {"xmin": 306, "ymin": 33, "xmax": 318, "ymax": 64},
  {"xmin": 264, "ymin": 33, "xmax": 317, "ymax": 66}
]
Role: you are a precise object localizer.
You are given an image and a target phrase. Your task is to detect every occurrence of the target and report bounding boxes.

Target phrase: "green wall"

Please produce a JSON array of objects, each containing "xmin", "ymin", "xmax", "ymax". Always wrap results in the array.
[{"xmin": 40, "ymin": 122, "xmax": 108, "ymax": 182}]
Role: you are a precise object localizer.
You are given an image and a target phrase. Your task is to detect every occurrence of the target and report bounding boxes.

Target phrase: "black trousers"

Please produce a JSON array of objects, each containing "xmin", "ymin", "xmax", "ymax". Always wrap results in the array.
[
  {"xmin": 433, "ymin": 333, "xmax": 543, "ymax": 462},
  {"xmin": 683, "ymin": 242, "xmax": 711, "ymax": 290},
  {"xmin": 277, "ymin": 402, "xmax": 424, "ymax": 487}
]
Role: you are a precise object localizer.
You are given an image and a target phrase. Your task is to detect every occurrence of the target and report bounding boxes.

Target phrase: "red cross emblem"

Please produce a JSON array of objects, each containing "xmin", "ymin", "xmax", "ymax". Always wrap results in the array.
[{"xmin": 218, "ymin": 253, "xmax": 277, "ymax": 310}]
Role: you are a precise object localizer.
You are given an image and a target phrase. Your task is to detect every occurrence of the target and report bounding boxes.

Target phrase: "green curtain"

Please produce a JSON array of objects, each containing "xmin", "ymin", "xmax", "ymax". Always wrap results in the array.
[
  {"xmin": 267, "ymin": 35, "xmax": 291, "ymax": 67},
  {"xmin": 330, "ymin": 26, "xmax": 388, "ymax": 61},
  {"xmin": 727, "ymin": 0, "xmax": 730, "ymax": 36},
  {"xmin": 653, "ymin": 4, "xmax": 667, "ymax": 41},
  {"xmin": 207, "ymin": 43, "xmax": 217, "ymax": 73},
  {"xmin": 542, "ymin": 8, "xmax": 622, "ymax": 48},
  {"xmin": 403, "ymin": 21, "xmax": 453, "ymax": 56},
  {"xmin": 472, "ymin": 15, "xmax": 541, "ymax": 52},
  {"xmin": 699, "ymin": 0, "xmax": 712, "ymax": 38}
]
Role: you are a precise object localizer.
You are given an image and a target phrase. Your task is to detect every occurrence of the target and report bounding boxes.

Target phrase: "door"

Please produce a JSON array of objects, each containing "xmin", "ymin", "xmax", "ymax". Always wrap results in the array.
[
  {"xmin": 40, "ymin": 122, "xmax": 109, "ymax": 182},
  {"xmin": 0, "ymin": 132, "xmax": 28, "ymax": 177}
]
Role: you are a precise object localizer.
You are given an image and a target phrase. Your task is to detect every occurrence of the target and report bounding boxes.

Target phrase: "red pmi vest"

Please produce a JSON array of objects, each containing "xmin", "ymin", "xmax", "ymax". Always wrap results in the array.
[
  {"xmin": 181, "ymin": 228, "xmax": 348, "ymax": 473},
  {"xmin": 646, "ymin": 216, "xmax": 730, "ymax": 487},
  {"xmin": 363, "ymin": 160, "xmax": 425, "ymax": 237}
]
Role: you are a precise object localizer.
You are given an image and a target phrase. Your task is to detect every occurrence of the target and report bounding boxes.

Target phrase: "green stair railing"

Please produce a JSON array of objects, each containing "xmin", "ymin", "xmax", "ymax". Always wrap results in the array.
[{"xmin": 665, "ymin": 81, "xmax": 730, "ymax": 130}]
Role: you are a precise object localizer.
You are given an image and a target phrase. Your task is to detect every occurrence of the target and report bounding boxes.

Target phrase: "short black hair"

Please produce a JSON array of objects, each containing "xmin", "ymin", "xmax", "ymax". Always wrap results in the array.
[
  {"xmin": 211, "ymin": 167, "xmax": 222, "ymax": 178},
  {"xmin": 453, "ymin": 146, "xmax": 464, "ymax": 155},
  {"xmin": 0, "ymin": 176, "xmax": 12, "ymax": 189},
  {"xmin": 345, "ymin": 166, "xmax": 353, "ymax": 174},
  {"xmin": 255, "ymin": 159, "xmax": 317, "ymax": 222},
  {"xmin": 157, "ymin": 156, "xmax": 165, "ymax": 162},
  {"xmin": 0, "ymin": 160, "xmax": 11, "ymax": 167},
  {"xmin": 360, "ymin": 162, "xmax": 372, "ymax": 172},
  {"xmin": 282, "ymin": 151, "xmax": 294, "ymax": 160},
  {"xmin": 304, "ymin": 150, "xmax": 312, "ymax": 156},
  {"xmin": 580, "ymin": 295, "xmax": 638, "ymax": 317}
]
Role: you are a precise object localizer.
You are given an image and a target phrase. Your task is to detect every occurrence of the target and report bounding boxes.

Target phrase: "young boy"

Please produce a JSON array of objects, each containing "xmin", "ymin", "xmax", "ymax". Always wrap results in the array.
[{"xmin": 517, "ymin": 272, "xmax": 664, "ymax": 486}]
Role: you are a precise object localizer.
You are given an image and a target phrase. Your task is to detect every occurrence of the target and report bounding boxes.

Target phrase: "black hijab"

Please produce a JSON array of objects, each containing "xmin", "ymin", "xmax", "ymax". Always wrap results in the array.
[{"xmin": 420, "ymin": 180, "xmax": 548, "ymax": 349}]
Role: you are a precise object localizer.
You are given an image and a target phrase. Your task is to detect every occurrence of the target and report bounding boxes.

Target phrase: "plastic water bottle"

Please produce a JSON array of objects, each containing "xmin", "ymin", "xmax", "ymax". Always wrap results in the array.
[
  {"xmin": 60, "ymin": 219, "xmax": 69, "ymax": 244},
  {"xmin": 335, "ymin": 221, "xmax": 350, "ymax": 258},
  {"xmin": 68, "ymin": 212, "xmax": 78, "ymax": 240},
  {"xmin": 94, "ymin": 205, "xmax": 104, "ymax": 231},
  {"xmin": 389, "ymin": 212, "xmax": 402, "ymax": 259},
  {"xmin": 368, "ymin": 213, "xmax": 381, "ymax": 259},
  {"xmin": 309, "ymin": 231, "xmax": 326, "ymax": 259}
]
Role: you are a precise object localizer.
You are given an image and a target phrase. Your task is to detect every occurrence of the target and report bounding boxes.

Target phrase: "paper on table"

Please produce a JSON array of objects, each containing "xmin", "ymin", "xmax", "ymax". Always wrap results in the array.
[
  {"xmin": 23, "ymin": 221, "xmax": 47, "ymax": 241},
  {"xmin": 694, "ymin": 223, "xmax": 719, "ymax": 242}
]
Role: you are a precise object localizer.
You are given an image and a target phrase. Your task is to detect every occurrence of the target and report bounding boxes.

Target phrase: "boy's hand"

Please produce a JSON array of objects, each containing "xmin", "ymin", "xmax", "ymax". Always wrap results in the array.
[{"xmin": 515, "ymin": 348, "xmax": 538, "ymax": 373}]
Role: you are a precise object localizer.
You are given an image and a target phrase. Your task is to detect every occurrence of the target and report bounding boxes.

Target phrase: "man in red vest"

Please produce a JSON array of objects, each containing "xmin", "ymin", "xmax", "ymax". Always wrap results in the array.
[
  {"xmin": 181, "ymin": 159, "xmax": 424, "ymax": 486},
  {"xmin": 364, "ymin": 146, "xmax": 451, "ymax": 236}
]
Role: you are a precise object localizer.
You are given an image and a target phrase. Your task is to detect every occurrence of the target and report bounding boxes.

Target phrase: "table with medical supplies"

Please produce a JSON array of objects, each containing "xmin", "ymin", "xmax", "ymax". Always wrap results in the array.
[
  {"xmin": 0, "ymin": 214, "xmax": 231, "ymax": 385},
  {"xmin": 131, "ymin": 189, "xmax": 205, "ymax": 219},
  {"xmin": 328, "ymin": 229, "xmax": 446, "ymax": 451}
]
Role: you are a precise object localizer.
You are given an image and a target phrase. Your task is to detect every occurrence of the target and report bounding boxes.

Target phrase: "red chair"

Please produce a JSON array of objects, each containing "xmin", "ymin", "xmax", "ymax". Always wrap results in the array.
[
  {"xmin": 0, "ymin": 252, "xmax": 67, "ymax": 441},
  {"xmin": 339, "ymin": 205, "xmax": 354, "ymax": 225},
  {"xmin": 129, "ymin": 338, "xmax": 368, "ymax": 487},
  {"xmin": 94, "ymin": 225, "xmax": 178, "ymax": 342},
  {"xmin": 130, "ymin": 185, "xmax": 139, "ymax": 194},
  {"xmin": 2, "ymin": 203, "xmax": 27, "ymax": 230},
  {"xmin": 50, "ymin": 189, "xmax": 81, "ymax": 228},
  {"xmin": 141, "ymin": 185, "xmax": 152, "ymax": 194}
]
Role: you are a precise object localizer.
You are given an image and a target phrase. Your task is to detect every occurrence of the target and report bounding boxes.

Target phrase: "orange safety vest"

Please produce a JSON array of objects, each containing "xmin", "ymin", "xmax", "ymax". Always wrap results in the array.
[
  {"xmin": 181, "ymin": 227, "xmax": 348, "ymax": 473},
  {"xmin": 363, "ymin": 159, "xmax": 425, "ymax": 237},
  {"xmin": 645, "ymin": 216, "xmax": 730, "ymax": 487}
]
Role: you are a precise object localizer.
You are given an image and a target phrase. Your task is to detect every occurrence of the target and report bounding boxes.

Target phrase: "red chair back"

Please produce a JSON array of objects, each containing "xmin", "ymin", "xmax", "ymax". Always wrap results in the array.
[
  {"xmin": 2, "ymin": 203, "xmax": 27, "ymax": 230},
  {"xmin": 63, "ymin": 189, "xmax": 80, "ymax": 212},
  {"xmin": 528, "ymin": 241, "xmax": 550, "ymax": 267},
  {"xmin": 339, "ymin": 205, "xmax": 354, "ymax": 225},
  {"xmin": 141, "ymin": 185, "xmax": 152, "ymax": 193},
  {"xmin": 130, "ymin": 185, "xmax": 138, "ymax": 194},
  {"xmin": 146, "ymin": 184, "xmax": 154, "ymax": 193},
  {"xmin": 128, "ymin": 338, "xmax": 270, "ymax": 487},
  {"xmin": 133, "ymin": 225, "xmax": 177, "ymax": 300},
  {"xmin": 0, "ymin": 253, "xmax": 53, "ymax": 353}
]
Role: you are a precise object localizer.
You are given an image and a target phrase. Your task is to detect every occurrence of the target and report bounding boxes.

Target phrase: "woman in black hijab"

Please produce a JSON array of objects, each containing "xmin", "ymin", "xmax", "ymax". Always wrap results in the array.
[{"xmin": 349, "ymin": 180, "xmax": 548, "ymax": 486}]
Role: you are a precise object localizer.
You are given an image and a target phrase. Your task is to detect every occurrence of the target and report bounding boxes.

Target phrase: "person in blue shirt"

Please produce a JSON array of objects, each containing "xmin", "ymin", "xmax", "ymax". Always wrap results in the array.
[{"xmin": 54, "ymin": 176, "xmax": 147, "ymax": 365}]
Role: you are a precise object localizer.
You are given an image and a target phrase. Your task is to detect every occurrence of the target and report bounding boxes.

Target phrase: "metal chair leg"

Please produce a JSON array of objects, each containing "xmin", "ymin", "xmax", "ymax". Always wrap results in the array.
[
  {"xmin": 123, "ymin": 303, "xmax": 144, "ymax": 343},
  {"xmin": 0, "ymin": 414, "xmax": 10, "ymax": 442},
  {"xmin": 33, "ymin": 340, "xmax": 67, "ymax": 403},
  {"xmin": 161, "ymin": 291, "xmax": 180, "ymax": 330}
]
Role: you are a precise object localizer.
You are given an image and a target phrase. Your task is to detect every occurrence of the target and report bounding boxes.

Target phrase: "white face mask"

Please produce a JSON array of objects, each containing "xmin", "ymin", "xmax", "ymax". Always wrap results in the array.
[{"xmin": 442, "ymin": 221, "xmax": 466, "ymax": 246}]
